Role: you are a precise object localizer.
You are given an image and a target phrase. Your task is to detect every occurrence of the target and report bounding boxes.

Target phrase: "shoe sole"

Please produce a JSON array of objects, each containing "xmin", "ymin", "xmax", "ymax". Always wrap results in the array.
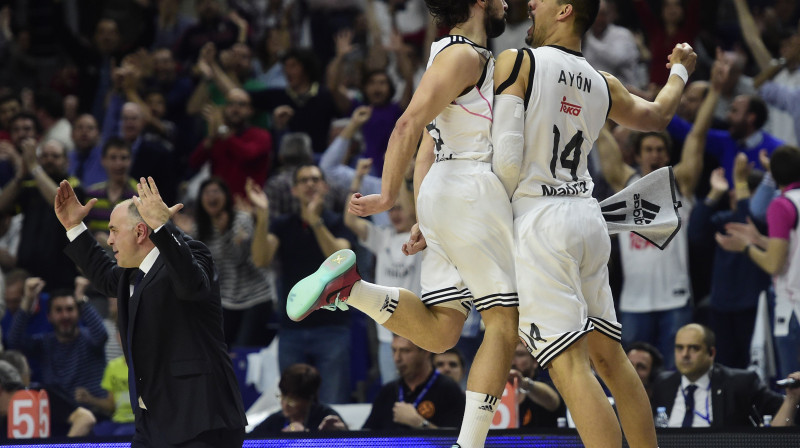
[{"xmin": 286, "ymin": 249, "xmax": 359, "ymax": 322}]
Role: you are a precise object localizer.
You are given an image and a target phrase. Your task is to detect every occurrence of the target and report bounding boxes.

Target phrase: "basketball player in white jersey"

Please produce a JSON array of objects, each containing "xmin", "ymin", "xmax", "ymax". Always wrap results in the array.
[
  {"xmin": 491, "ymin": 1, "xmax": 695, "ymax": 447},
  {"xmin": 286, "ymin": 1, "xmax": 519, "ymax": 447}
]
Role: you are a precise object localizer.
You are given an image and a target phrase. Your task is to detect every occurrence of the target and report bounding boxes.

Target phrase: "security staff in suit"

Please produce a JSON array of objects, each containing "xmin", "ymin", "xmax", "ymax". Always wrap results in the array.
[
  {"xmin": 55, "ymin": 177, "xmax": 247, "ymax": 447},
  {"xmin": 650, "ymin": 323, "xmax": 783, "ymax": 428}
]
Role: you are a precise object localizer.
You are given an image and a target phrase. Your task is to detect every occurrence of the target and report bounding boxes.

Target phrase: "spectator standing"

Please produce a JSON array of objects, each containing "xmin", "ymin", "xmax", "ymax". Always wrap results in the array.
[
  {"xmin": 688, "ymin": 159, "xmax": 771, "ymax": 369},
  {"xmin": 193, "ymin": 177, "xmax": 273, "ymax": 347},
  {"xmin": 248, "ymin": 168, "xmax": 354, "ymax": 404},
  {"xmin": 84, "ymin": 138, "xmax": 138, "ymax": 248},
  {"xmin": 69, "ymin": 114, "xmax": 106, "ymax": 188},
  {"xmin": 189, "ymin": 88, "xmax": 272, "ymax": 199},
  {"xmin": 0, "ymin": 136, "xmax": 82, "ymax": 292},
  {"xmin": 716, "ymin": 145, "xmax": 800, "ymax": 377}
]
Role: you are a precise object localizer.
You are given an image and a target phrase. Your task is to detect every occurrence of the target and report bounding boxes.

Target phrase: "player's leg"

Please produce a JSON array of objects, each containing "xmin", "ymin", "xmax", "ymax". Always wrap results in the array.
[
  {"xmin": 581, "ymin": 198, "xmax": 657, "ymax": 448},
  {"xmin": 453, "ymin": 304, "xmax": 519, "ymax": 448},
  {"xmin": 588, "ymin": 332, "xmax": 657, "ymax": 448},
  {"xmin": 548, "ymin": 338, "xmax": 622, "ymax": 448},
  {"xmin": 287, "ymin": 245, "xmax": 467, "ymax": 353}
]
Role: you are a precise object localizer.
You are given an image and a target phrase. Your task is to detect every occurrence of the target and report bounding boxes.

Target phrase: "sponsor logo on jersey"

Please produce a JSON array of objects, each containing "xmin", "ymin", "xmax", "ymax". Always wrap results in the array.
[
  {"xmin": 559, "ymin": 96, "xmax": 582, "ymax": 116},
  {"xmin": 541, "ymin": 180, "xmax": 588, "ymax": 196},
  {"xmin": 632, "ymin": 193, "xmax": 660, "ymax": 224}
]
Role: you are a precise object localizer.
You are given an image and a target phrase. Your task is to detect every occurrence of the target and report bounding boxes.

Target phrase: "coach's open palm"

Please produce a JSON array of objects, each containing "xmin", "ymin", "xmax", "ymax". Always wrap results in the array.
[
  {"xmin": 134, "ymin": 177, "xmax": 183, "ymax": 230},
  {"xmin": 55, "ymin": 180, "xmax": 97, "ymax": 230}
]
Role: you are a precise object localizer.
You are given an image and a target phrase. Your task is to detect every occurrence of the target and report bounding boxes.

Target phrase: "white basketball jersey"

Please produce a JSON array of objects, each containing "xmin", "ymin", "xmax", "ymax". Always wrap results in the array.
[
  {"xmin": 426, "ymin": 35, "xmax": 494, "ymax": 163},
  {"xmin": 515, "ymin": 46, "xmax": 610, "ymax": 199},
  {"xmin": 774, "ymin": 188, "xmax": 800, "ymax": 324},
  {"xmin": 618, "ymin": 175, "xmax": 693, "ymax": 312}
]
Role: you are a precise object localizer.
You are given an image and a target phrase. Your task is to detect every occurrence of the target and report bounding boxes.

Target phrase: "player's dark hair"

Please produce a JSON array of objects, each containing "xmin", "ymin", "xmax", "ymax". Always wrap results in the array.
[
  {"xmin": 424, "ymin": 0, "xmax": 478, "ymax": 29},
  {"xmin": 770, "ymin": 145, "xmax": 800, "ymax": 187},
  {"xmin": 560, "ymin": 0, "xmax": 600, "ymax": 36}
]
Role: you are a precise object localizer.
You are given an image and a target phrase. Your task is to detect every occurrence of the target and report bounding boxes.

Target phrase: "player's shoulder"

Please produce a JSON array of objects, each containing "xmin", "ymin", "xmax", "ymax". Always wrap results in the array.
[{"xmin": 495, "ymin": 48, "xmax": 532, "ymax": 74}]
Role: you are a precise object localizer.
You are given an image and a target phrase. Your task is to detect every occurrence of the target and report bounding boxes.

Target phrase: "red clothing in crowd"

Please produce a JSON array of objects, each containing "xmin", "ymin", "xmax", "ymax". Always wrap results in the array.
[{"xmin": 190, "ymin": 126, "xmax": 273, "ymax": 198}]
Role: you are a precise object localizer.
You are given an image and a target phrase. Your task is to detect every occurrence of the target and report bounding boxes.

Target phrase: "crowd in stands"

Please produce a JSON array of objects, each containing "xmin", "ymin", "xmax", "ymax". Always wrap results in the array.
[{"xmin": 0, "ymin": 0, "xmax": 796, "ymax": 439}]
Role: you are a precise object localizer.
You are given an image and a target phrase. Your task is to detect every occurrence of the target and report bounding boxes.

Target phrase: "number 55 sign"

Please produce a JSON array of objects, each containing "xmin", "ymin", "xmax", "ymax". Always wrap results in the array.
[{"xmin": 8, "ymin": 389, "xmax": 50, "ymax": 438}]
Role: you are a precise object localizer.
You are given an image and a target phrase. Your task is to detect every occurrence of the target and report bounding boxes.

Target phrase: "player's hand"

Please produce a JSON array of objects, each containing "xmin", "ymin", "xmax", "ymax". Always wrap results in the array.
[
  {"xmin": 55, "ymin": 180, "xmax": 98, "ymax": 230},
  {"xmin": 133, "ymin": 177, "xmax": 183, "ymax": 229},
  {"xmin": 402, "ymin": 223, "xmax": 427, "ymax": 255},
  {"xmin": 349, "ymin": 193, "xmax": 393, "ymax": 217},
  {"xmin": 666, "ymin": 42, "xmax": 697, "ymax": 76}
]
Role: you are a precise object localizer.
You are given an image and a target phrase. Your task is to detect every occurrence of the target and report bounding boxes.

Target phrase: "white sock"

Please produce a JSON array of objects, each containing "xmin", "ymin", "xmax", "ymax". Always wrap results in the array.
[
  {"xmin": 347, "ymin": 281, "xmax": 399, "ymax": 324},
  {"xmin": 455, "ymin": 390, "xmax": 498, "ymax": 448}
]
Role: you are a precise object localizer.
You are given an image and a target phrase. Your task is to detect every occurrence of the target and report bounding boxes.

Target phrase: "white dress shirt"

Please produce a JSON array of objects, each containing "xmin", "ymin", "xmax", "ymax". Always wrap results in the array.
[{"xmin": 668, "ymin": 369, "xmax": 713, "ymax": 427}]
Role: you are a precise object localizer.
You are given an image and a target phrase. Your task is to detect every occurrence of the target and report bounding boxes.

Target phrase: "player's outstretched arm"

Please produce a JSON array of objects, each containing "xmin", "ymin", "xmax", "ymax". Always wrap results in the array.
[
  {"xmin": 607, "ymin": 43, "xmax": 697, "ymax": 131},
  {"xmin": 350, "ymin": 44, "xmax": 484, "ymax": 217}
]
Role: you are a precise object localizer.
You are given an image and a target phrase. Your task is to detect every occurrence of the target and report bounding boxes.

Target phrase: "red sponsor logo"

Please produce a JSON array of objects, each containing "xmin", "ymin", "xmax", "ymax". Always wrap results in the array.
[
  {"xmin": 560, "ymin": 96, "xmax": 582, "ymax": 116},
  {"xmin": 629, "ymin": 232, "xmax": 656, "ymax": 250}
]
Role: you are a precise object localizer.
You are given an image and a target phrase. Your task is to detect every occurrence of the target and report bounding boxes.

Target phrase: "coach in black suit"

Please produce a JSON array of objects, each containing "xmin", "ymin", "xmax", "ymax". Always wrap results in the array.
[
  {"xmin": 55, "ymin": 177, "xmax": 247, "ymax": 447},
  {"xmin": 650, "ymin": 323, "xmax": 785, "ymax": 428}
]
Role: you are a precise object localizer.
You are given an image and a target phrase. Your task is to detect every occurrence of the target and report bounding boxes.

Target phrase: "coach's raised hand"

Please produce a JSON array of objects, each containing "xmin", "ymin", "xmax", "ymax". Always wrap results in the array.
[
  {"xmin": 134, "ymin": 176, "xmax": 183, "ymax": 229},
  {"xmin": 55, "ymin": 180, "xmax": 97, "ymax": 230}
]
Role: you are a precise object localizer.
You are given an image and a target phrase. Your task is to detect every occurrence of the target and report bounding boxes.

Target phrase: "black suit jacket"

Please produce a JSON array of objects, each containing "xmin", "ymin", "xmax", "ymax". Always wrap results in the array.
[
  {"xmin": 65, "ymin": 223, "xmax": 247, "ymax": 444},
  {"xmin": 650, "ymin": 363, "xmax": 784, "ymax": 428}
]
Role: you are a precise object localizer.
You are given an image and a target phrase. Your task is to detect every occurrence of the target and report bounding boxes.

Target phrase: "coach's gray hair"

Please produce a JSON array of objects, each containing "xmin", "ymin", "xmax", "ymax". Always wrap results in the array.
[{"xmin": 118, "ymin": 199, "xmax": 153, "ymax": 232}]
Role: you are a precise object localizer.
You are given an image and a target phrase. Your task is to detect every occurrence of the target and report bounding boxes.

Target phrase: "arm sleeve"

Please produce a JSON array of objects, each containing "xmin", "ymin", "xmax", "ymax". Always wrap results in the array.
[{"xmin": 491, "ymin": 94, "xmax": 526, "ymax": 198}]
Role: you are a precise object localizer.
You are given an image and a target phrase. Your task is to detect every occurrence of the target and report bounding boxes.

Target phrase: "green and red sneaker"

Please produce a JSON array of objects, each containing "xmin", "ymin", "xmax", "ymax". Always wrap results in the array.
[{"xmin": 286, "ymin": 249, "xmax": 361, "ymax": 322}]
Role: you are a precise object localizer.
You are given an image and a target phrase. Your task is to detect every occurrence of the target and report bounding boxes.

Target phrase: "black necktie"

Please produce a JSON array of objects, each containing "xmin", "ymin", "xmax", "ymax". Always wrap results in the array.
[
  {"xmin": 682, "ymin": 384, "xmax": 698, "ymax": 427},
  {"xmin": 132, "ymin": 269, "xmax": 145, "ymax": 292}
]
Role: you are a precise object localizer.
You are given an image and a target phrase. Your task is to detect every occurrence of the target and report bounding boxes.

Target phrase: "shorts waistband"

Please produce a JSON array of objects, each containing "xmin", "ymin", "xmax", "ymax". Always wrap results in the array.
[
  {"xmin": 429, "ymin": 159, "xmax": 492, "ymax": 175},
  {"xmin": 512, "ymin": 195, "xmax": 597, "ymax": 215}
]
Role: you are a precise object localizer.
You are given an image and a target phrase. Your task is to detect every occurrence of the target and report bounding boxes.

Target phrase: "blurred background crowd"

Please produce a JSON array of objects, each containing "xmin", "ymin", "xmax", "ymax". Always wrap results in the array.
[{"xmin": 0, "ymin": 0, "xmax": 796, "ymax": 439}]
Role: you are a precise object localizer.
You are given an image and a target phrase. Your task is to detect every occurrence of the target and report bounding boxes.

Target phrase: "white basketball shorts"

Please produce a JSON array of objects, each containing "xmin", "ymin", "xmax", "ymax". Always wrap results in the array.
[
  {"xmin": 416, "ymin": 160, "xmax": 518, "ymax": 316},
  {"xmin": 513, "ymin": 196, "xmax": 621, "ymax": 368}
]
